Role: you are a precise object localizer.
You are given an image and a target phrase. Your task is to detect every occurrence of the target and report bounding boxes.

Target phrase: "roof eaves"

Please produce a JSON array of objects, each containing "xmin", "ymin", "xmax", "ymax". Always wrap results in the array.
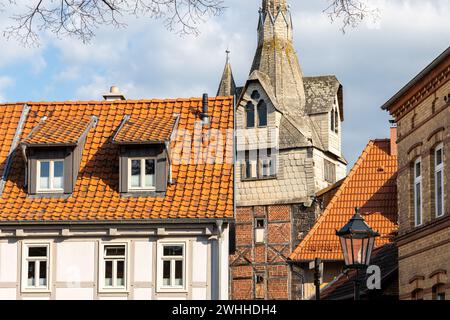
[{"xmin": 381, "ymin": 46, "xmax": 450, "ymax": 111}]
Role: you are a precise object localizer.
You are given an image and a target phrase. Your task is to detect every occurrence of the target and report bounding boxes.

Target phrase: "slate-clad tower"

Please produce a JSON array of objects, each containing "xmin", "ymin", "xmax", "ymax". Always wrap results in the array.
[{"xmin": 219, "ymin": 0, "xmax": 347, "ymax": 300}]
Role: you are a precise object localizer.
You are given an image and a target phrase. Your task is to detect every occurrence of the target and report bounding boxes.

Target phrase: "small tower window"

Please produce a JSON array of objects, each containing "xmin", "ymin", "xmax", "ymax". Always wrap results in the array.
[
  {"xmin": 331, "ymin": 110, "xmax": 335, "ymax": 132},
  {"xmin": 334, "ymin": 109, "xmax": 339, "ymax": 133},
  {"xmin": 245, "ymin": 102, "xmax": 255, "ymax": 128},
  {"xmin": 257, "ymin": 100, "xmax": 268, "ymax": 127}
]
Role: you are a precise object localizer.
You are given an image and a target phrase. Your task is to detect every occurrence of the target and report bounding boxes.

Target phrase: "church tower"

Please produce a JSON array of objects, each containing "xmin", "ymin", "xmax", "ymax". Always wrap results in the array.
[
  {"xmin": 224, "ymin": 0, "xmax": 347, "ymax": 300},
  {"xmin": 251, "ymin": 0, "xmax": 306, "ymax": 115}
]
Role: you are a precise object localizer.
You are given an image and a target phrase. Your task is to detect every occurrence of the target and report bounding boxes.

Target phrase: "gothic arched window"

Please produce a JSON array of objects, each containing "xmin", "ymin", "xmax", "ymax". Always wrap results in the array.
[
  {"xmin": 257, "ymin": 100, "xmax": 268, "ymax": 127},
  {"xmin": 245, "ymin": 102, "xmax": 255, "ymax": 128}
]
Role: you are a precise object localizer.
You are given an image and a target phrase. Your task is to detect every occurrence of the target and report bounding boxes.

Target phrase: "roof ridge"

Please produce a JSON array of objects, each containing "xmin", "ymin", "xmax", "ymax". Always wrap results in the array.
[
  {"xmin": 289, "ymin": 140, "xmax": 376, "ymax": 260},
  {"xmin": 0, "ymin": 96, "xmax": 232, "ymax": 107}
]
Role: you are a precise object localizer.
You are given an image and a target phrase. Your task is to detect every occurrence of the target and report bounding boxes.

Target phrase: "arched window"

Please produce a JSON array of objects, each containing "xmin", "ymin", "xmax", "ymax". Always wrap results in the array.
[
  {"xmin": 432, "ymin": 283, "xmax": 446, "ymax": 300},
  {"xmin": 257, "ymin": 100, "xmax": 268, "ymax": 127},
  {"xmin": 245, "ymin": 102, "xmax": 255, "ymax": 128},
  {"xmin": 412, "ymin": 288, "xmax": 424, "ymax": 300}
]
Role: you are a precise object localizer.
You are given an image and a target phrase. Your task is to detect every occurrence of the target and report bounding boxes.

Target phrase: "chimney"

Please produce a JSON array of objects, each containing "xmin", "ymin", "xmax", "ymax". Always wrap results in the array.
[
  {"xmin": 103, "ymin": 86, "xmax": 126, "ymax": 101},
  {"xmin": 389, "ymin": 120, "xmax": 398, "ymax": 156},
  {"xmin": 201, "ymin": 93, "xmax": 210, "ymax": 125}
]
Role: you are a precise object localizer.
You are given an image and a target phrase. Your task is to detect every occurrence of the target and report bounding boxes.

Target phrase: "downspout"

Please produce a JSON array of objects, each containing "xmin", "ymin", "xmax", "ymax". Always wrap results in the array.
[
  {"xmin": 215, "ymin": 220, "xmax": 224, "ymax": 300},
  {"xmin": 0, "ymin": 104, "xmax": 31, "ymax": 196}
]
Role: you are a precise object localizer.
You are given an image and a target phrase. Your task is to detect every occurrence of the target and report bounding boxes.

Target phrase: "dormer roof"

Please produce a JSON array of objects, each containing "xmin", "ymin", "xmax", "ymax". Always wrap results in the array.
[
  {"xmin": 21, "ymin": 116, "xmax": 96, "ymax": 147},
  {"xmin": 113, "ymin": 114, "xmax": 179, "ymax": 145}
]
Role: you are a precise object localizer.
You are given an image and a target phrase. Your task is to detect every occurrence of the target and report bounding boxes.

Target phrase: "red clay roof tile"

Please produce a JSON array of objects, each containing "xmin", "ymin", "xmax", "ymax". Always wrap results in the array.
[
  {"xmin": 0, "ymin": 98, "xmax": 234, "ymax": 222},
  {"xmin": 289, "ymin": 140, "xmax": 398, "ymax": 261}
]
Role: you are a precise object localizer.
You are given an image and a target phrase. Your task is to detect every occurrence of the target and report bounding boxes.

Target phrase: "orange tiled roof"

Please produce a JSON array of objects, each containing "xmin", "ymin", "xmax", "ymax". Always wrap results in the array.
[
  {"xmin": 0, "ymin": 104, "xmax": 24, "ymax": 178},
  {"xmin": 0, "ymin": 97, "xmax": 234, "ymax": 222},
  {"xmin": 113, "ymin": 115, "xmax": 177, "ymax": 144},
  {"xmin": 22, "ymin": 116, "xmax": 94, "ymax": 146},
  {"xmin": 289, "ymin": 140, "xmax": 398, "ymax": 261}
]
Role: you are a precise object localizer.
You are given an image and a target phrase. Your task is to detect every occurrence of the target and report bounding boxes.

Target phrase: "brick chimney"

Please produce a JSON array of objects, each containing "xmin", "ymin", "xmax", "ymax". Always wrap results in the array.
[{"xmin": 389, "ymin": 120, "xmax": 398, "ymax": 156}]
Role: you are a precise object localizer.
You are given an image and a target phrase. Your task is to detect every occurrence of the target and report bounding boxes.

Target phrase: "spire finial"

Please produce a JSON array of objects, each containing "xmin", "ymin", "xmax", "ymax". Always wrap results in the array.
[{"xmin": 226, "ymin": 49, "xmax": 230, "ymax": 63}]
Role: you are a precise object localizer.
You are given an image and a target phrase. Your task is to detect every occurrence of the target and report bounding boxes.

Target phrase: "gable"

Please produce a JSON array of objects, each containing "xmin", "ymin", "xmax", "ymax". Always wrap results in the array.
[
  {"xmin": 289, "ymin": 140, "xmax": 398, "ymax": 261},
  {"xmin": 304, "ymin": 76, "xmax": 344, "ymax": 121}
]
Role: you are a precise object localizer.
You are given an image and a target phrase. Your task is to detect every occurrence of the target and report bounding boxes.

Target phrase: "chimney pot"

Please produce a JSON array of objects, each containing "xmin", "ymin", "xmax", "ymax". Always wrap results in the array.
[
  {"xmin": 201, "ymin": 93, "xmax": 210, "ymax": 125},
  {"xmin": 103, "ymin": 85, "xmax": 126, "ymax": 101},
  {"xmin": 389, "ymin": 121, "xmax": 398, "ymax": 157}
]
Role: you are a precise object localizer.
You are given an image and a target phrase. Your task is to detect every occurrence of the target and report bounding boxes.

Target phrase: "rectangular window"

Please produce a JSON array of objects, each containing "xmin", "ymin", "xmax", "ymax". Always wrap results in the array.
[
  {"xmin": 37, "ymin": 160, "xmax": 64, "ymax": 192},
  {"xmin": 255, "ymin": 274, "xmax": 265, "ymax": 299},
  {"xmin": 324, "ymin": 160, "xmax": 336, "ymax": 183},
  {"xmin": 243, "ymin": 150, "xmax": 258, "ymax": 179},
  {"xmin": 435, "ymin": 144, "xmax": 444, "ymax": 218},
  {"xmin": 100, "ymin": 244, "xmax": 127, "ymax": 291},
  {"xmin": 129, "ymin": 158, "xmax": 156, "ymax": 190},
  {"xmin": 255, "ymin": 219, "xmax": 266, "ymax": 244},
  {"xmin": 22, "ymin": 243, "xmax": 50, "ymax": 292},
  {"xmin": 158, "ymin": 242, "xmax": 186, "ymax": 292},
  {"xmin": 414, "ymin": 158, "xmax": 423, "ymax": 226}
]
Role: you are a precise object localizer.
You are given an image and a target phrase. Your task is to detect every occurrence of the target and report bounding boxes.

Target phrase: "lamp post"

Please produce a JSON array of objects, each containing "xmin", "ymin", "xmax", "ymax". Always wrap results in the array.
[{"xmin": 336, "ymin": 207, "xmax": 380, "ymax": 300}]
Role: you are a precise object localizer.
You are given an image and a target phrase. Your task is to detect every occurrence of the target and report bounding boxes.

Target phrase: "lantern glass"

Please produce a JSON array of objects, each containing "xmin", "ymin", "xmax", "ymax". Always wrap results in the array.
[{"xmin": 339, "ymin": 235, "xmax": 377, "ymax": 267}]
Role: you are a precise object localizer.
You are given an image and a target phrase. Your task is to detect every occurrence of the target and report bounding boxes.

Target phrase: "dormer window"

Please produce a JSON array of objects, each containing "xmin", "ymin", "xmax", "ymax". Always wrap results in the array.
[
  {"xmin": 21, "ymin": 116, "xmax": 97, "ymax": 196},
  {"xmin": 113, "ymin": 114, "xmax": 179, "ymax": 196},
  {"xmin": 37, "ymin": 160, "xmax": 64, "ymax": 193},
  {"xmin": 129, "ymin": 158, "xmax": 156, "ymax": 190}
]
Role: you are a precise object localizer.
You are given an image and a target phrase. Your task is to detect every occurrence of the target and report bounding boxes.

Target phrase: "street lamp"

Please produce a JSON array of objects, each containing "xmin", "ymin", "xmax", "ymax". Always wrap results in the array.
[{"xmin": 336, "ymin": 207, "xmax": 380, "ymax": 300}]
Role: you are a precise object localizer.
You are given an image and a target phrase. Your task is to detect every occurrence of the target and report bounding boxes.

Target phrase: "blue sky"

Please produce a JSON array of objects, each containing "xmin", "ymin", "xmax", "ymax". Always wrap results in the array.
[{"xmin": 0, "ymin": 0, "xmax": 449, "ymax": 167}]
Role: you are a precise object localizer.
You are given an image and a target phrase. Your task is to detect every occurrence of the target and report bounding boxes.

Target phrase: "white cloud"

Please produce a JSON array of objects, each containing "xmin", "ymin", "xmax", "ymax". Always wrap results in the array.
[{"xmin": 0, "ymin": 76, "xmax": 14, "ymax": 102}]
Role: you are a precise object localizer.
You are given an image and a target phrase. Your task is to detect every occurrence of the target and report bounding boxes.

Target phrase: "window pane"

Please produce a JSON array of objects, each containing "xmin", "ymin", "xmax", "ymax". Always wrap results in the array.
[
  {"xmin": 131, "ymin": 160, "xmax": 141, "ymax": 187},
  {"xmin": 29, "ymin": 246, "xmax": 47, "ymax": 257},
  {"xmin": 246, "ymin": 103, "xmax": 255, "ymax": 128},
  {"xmin": 145, "ymin": 159, "xmax": 155, "ymax": 187},
  {"xmin": 415, "ymin": 161, "xmax": 421, "ymax": 178},
  {"xmin": 415, "ymin": 183, "xmax": 422, "ymax": 225},
  {"xmin": 257, "ymin": 101, "xmax": 267, "ymax": 127},
  {"xmin": 174, "ymin": 260, "xmax": 183, "ymax": 286},
  {"xmin": 436, "ymin": 171, "xmax": 443, "ymax": 216},
  {"xmin": 27, "ymin": 262, "xmax": 35, "ymax": 287},
  {"xmin": 105, "ymin": 246, "xmax": 125, "ymax": 257},
  {"xmin": 164, "ymin": 246, "xmax": 183, "ymax": 256},
  {"xmin": 104, "ymin": 261, "xmax": 113, "ymax": 287},
  {"xmin": 39, "ymin": 261, "xmax": 47, "ymax": 286},
  {"xmin": 53, "ymin": 161, "xmax": 64, "ymax": 189},
  {"xmin": 436, "ymin": 148, "xmax": 442, "ymax": 166},
  {"xmin": 39, "ymin": 162, "xmax": 50, "ymax": 189},
  {"xmin": 116, "ymin": 261, "xmax": 125, "ymax": 287},
  {"xmin": 163, "ymin": 261, "xmax": 171, "ymax": 286}
]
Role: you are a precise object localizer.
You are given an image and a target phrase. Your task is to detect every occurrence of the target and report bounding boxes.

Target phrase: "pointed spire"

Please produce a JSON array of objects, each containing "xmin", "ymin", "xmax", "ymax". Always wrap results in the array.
[
  {"xmin": 251, "ymin": 0, "xmax": 306, "ymax": 116},
  {"xmin": 262, "ymin": 0, "xmax": 288, "ymax": 16},
  {"xmin": 217, "ymin": 50, "xmax": 237, "ymax": 97}
]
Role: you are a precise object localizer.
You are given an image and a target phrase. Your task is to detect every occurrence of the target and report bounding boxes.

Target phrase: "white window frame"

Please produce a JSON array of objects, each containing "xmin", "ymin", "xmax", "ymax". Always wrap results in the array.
[
  {"xmin": 128, "ymin": 157, "xmax": 156, "ymax": 191},
  {"xmin": 414, "ymin": 158, "xmax": 423, "ymax": 227},
  {"xmin": 98, "ymin": 242, "xmax": 129, "ymax": 293},
  {"xmin": 156, "ymin": 241, "xmax": 187, "ymax": 293},
  {"xmin": 21, "ymin": 242, "xmax": 51, "ymax": 293},
  {"xmin": 36, "ymin": 159, "xmax": 64, "ymax": 193},
  {"xmin": 435, "ymin": 143, "xmax": 445, "ymax": 218}
]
